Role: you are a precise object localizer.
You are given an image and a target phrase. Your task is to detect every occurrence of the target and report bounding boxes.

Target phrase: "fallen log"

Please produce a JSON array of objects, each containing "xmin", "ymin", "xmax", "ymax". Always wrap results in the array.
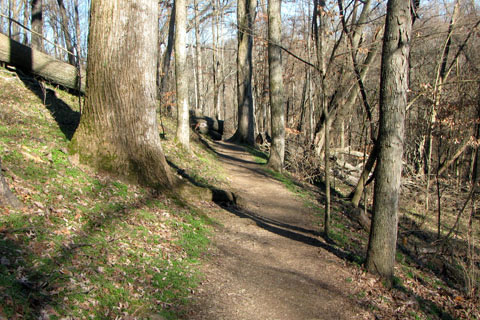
[
  {"xmin": 332, "ymin": 146, "xmax": 368, "ymax": 158},
  {"xmin": 0, "ymin": 33, "xmax": 85, "ymax": 93}
]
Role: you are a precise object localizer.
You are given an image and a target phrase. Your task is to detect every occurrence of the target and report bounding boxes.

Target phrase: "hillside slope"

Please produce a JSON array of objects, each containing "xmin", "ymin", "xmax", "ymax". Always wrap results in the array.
[{"xmin": 0, "ymin": 67, "xmax": 223, "ymax": 319}]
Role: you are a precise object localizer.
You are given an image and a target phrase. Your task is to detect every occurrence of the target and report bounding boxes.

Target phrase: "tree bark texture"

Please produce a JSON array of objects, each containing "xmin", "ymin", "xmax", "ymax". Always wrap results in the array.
[
  {"xmin": 175, "ymin": 0, "xmax": 190, "ymax": 149},
  {"xmin": 0, "ymin": 33, "xmax": 84, "ymax": 92},
  {"xmin": 31, "ymin": 0, "xmax": 43, "ymax": 50},
  {"xmin": 365, "ymin": 0, "xmax": 412, "ymax": 287},
  {"xmin": 232, "ymin": 0, "xmax": 256, "ymax": 145},
  {"xmin": 71, "ymin": 0, "xmax": 173, "ymax": 189},
  {"xmin": 267, "ymin": 0, "xmax": 285, "ymax": 171}
]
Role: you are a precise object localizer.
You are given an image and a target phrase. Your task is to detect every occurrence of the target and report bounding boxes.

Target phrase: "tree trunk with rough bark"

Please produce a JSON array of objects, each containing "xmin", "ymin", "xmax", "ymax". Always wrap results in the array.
[
  {"xmin": 365, "ymin": 0, "xmax": 413, "ymax": 287},
  {"xmin": 267, "ymin": 0, "xmax": 285, "ymax": 171},
  {"xmin": 231, "ymin": 0, "xmax": 256, "ymax": 145},
  {"xmin": 70, "ymin": 0, "xmax": 174, "ymax": 189}
]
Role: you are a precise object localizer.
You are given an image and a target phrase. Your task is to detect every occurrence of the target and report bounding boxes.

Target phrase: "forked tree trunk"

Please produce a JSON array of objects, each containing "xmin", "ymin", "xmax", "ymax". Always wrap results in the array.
[
  {"xmin": 314, "ymin": 0, "xmax": 331, "ymax": 237},
  {"xmin": 71, "ymin": 0, "xmax": 174, "ymax": 189},
  {"xmin": 231, "ymin": 0, "xmax": 256, "ymax": 145},
  {"xmin": 267, "ymin": 0, "xmax": 285, "ymax": 171},
  {"xmin": 366, "ymin": 0, "xmax": 413, "ymax": 287},
  {"xmin": 175, "ymin": 0, "xmax": 189, "ymax": 149}
]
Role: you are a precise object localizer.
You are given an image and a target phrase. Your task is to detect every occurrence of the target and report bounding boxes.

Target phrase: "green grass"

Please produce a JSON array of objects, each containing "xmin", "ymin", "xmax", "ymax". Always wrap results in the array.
[
  {"xmin": 0, "ymin": 69, "xmax": 223, "ymax": 319},
  {"xmin": 162, "ymin": 123, "xmax": 228, "ymax": 189},
  {"xmin": 242, "ymin": 145, "xmax": 268, "ymax": 164}
]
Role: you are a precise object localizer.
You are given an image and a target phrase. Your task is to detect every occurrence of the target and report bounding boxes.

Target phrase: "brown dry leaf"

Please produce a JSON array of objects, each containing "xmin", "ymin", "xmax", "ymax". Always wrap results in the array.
[
  {"xmin": 20, "ymin": 147, "xmax": 45, "ymax": 164},
  {"xmin": 53, "ymin": 228, "xmax": 71, "ymax": 235}
]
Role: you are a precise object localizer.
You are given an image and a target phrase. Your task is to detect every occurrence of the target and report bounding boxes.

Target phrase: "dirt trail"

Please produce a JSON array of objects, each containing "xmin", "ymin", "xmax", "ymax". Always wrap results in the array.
[{"xmin": 188, "ymin": 141, "xmax": 371, "ymax": 320}]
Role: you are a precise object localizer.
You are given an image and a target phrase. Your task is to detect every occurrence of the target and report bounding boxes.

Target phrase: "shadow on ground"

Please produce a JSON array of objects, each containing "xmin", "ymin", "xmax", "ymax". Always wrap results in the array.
[
  {"xmin": 0, "ymin": 192, "xmax": 155, "ymax": 315},
  {"xmin": 208, "ymin": 140, "xmax": 459, "ymax": 320},
  {"xmin": 16, "ymin": 70, "xmax": 80, "ymax": 140}
]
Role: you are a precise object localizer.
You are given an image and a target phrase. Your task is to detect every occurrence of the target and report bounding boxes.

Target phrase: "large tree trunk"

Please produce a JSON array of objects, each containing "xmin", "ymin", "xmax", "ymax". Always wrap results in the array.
[
  {"xmin": 175, "ymin": 0, "xmax": 189, "ymax": 149},
  {"xmin": 267, "ymin": 0, "xmax": 285, "ymax": 171},
  {"xmin": 0, "ymin": 33, "xmax": 85, "ymax": 92},
  {"xmin": 231, "ymin": 0, "xmax": 256, "ymax": 145},
  {"xmin": 365, "ymin": 0, "xmax": 413, "ymax": 287},
  {"xmin": 70, "ymin": 0, "xmax": 174, "ymax": 189}
]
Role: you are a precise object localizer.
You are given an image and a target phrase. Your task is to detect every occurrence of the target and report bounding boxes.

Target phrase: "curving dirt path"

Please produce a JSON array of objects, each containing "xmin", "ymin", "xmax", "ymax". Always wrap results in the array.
[{"xmin": 187, "ymin": 141, "xmax": 372, "ymax": 320}]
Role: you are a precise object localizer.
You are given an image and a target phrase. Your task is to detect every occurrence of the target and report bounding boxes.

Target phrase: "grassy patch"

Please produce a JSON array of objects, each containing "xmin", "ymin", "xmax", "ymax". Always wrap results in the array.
[
  {"xmin": 0, "ymin": 69, "xmax": 219, "ymax": 319},
  {"xmin": 242, "ymin": 145, "xmax": 268, "ymax": 165},
  {"xmin": 162, "ymin": 119, "xmax": 228, "ymax": 189}
]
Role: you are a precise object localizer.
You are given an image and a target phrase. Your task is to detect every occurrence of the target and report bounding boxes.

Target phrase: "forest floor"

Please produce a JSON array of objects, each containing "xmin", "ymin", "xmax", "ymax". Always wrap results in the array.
[{"xmin": 185, "ymin": 140, "xmax": 370, "ymax": 320}]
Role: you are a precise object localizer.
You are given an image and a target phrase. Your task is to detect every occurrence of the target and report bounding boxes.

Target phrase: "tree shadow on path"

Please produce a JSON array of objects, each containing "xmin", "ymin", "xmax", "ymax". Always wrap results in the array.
[
  {"xmin": 208, "ymin": 139, "xmax": 458, "ymax": 320},
  {"xmin": 215, "ymin": 200, "xmax": 357, "ymax": 262}
]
